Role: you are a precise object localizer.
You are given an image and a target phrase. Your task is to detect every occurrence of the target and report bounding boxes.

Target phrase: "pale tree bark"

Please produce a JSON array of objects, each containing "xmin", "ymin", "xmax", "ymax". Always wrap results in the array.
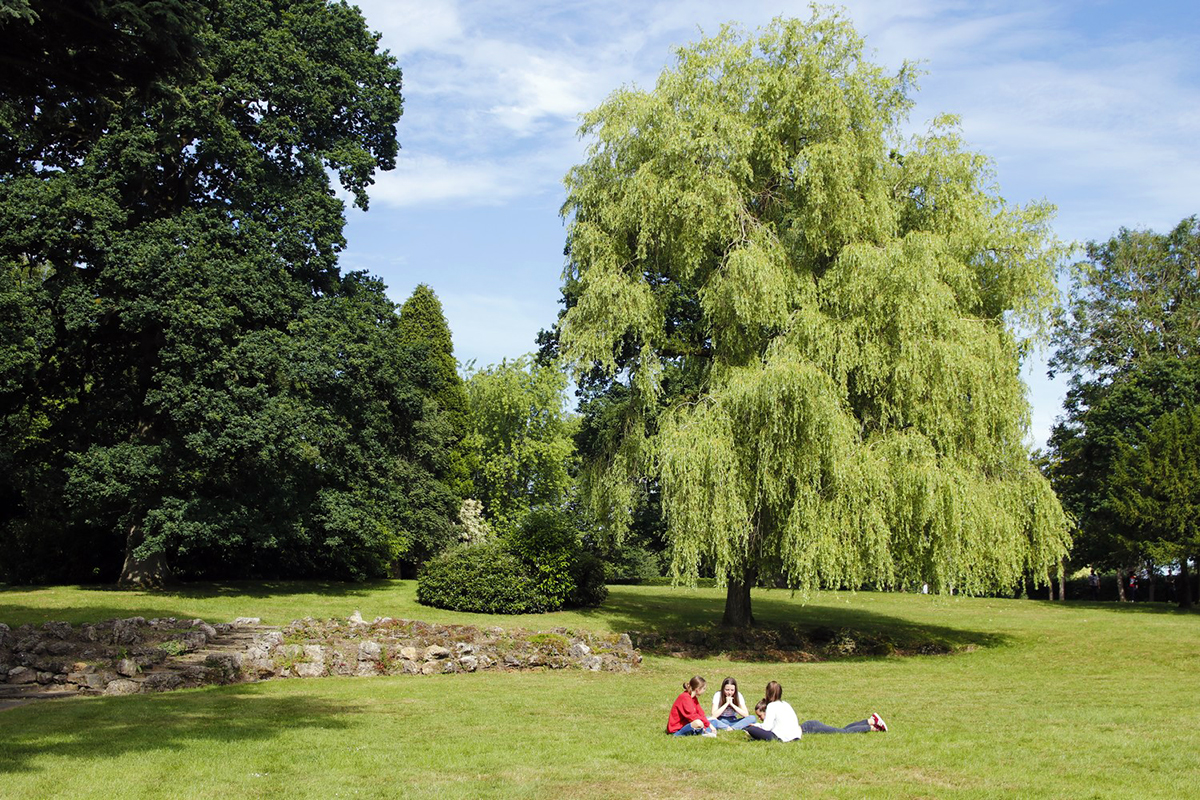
[
  {"xmin": 1058, "ymin": 561, "xmax": 1066, "ymax": 602},
  {"xmin": 118, "ymin": 523, "xmax": 172, "ymax": 589},
  {"xmin": 1116, "ymin": 568, "xmax": 1127, "ymax": 602}
]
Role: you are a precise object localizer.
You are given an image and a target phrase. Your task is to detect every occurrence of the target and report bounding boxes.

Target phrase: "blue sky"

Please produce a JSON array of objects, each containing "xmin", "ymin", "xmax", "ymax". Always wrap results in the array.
[{"xmin": 339, "ymin": 0, "xmax": 1200, "ymax": 449}]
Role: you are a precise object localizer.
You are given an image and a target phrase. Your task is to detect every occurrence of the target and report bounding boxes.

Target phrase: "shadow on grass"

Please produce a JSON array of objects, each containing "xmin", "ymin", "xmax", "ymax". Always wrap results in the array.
[
  {"xmin": 0, "ymin": 580, "xmax": 394, "ymax": 627},
  {"xmin": 0, "ymin": 685, "xmax": 361, "ymax": 774},
  {"xmin": 78, "ymin": 579, "xmax": 394, "ymax": 599},
  {"xmin": 576, "ymin": 589, "xmax": 1010, "ymax": 657},
  {"xmin": 1043, "ymin": 598, "xmax": 1198, "ymax": 615}
]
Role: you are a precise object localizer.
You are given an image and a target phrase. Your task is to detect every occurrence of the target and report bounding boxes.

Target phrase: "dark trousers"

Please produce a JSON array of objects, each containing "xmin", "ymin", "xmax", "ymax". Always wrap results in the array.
[{"xmin": 745, "ymin": 725, "xmax": 782, "ymax": 741}]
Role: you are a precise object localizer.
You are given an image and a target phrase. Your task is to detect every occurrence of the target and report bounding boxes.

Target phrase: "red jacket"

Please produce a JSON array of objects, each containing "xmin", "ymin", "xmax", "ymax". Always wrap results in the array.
[{"xmin": 667, "ymin": 691, "xmax": 710, "ymax": 733}]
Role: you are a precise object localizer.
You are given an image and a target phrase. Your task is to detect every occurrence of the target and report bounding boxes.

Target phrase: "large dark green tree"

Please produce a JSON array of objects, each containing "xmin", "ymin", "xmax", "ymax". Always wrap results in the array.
[
  {"xmin": 1049, "ymin": 216, "xmax": 1200, "ymax": 602},
  {"xmin": 0, "ymin": 0, "xmax": 459, "ymax": 586},
  {"xmin": 557, "ymin": 14, "xmax": 1069, "ymax": 626},
  {"xmin": 1107, "ymin": 406, "xmax": 1200, "ymax": 608}
]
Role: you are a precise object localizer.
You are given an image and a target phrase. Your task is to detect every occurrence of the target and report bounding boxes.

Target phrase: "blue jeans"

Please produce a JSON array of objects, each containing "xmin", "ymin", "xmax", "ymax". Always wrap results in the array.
[
  {"xmin": 801, "ymin": 719, "xmax": 872, "ymax": 734},
  {"xmin": 712, "ymin": 715, "xmax": 758, "ymax": 731},
  {"xmin": 672, "ymin": 723, "xmax": 715, "ymax": 736}
]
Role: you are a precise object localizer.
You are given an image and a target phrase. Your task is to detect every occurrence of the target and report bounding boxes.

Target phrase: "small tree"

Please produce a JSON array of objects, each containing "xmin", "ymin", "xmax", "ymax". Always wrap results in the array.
[{"xmin": 463, "ymin": 357, "xmax": 576, "ymax": 535}]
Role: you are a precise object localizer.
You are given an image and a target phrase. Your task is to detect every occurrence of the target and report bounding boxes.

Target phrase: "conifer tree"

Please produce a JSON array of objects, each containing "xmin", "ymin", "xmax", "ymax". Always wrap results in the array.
[{"xmin": 398, "ymin": 284, "xmax": 474, "ymax": 501}]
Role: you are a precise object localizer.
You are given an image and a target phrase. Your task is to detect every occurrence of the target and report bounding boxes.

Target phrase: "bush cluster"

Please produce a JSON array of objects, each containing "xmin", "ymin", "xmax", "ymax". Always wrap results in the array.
[{"xmin": 417, "ymin": 509, "xmax": 607, "ymax": 614}]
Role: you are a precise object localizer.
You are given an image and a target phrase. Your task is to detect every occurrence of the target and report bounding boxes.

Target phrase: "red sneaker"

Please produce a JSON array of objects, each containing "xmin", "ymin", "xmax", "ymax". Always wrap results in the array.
[{"xmin": 869, "ymin": 713, "xmax": 888, "ymax": 732}]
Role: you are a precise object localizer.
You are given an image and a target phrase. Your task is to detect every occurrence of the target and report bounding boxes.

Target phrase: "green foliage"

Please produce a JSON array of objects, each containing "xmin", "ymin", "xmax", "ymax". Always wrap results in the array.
[
  {"xmin": 557, "ymin": 13, "xmax": 1069, "ymax": 622},
  {"xmin": 602, "ymin": 544, "xmax": 663, "ymax": 585},
  {"xmin": 416, "ymin": 543, "xmax": 545, "ymax": 614},
  {"xmin": 418, "ymin": 509, "xmax": 607, "ymax": 614},
  {"xmin": 463, "ymin": 357, "xmax": 577, "ymax": 534},
  {"xmin": 1108, "ymin": 406, "xmax": 1200, "ymax": 565},
  {"xmin": 568, "ymin": 551, "xmax": 609, "ymax": 608},
  {"xmin": 503, "ymin": 508, "xmax": 581, "ymax": 609},
  {"xmin": 0, "ymin": 0, "xmax": 457, "ymax": 585},
  {"xmin": 1049, "ymin": 217, "xmax": 1200, "ymax": 575},
  {"xmin": 398, "ymin": 284, "xmax": 474, "ymax": 500}
]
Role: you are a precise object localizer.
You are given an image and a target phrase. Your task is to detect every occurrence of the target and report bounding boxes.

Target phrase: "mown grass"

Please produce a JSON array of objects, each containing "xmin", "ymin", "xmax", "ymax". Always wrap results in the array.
[{"xmin": 1, "ymin": 583, "xmax": 1198, "ymax": 798}]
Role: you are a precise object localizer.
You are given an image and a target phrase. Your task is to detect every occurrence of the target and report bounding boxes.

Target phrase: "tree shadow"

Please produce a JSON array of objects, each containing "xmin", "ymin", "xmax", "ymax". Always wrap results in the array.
[
  {"xmin": 0, "ymin": 580, "xmax": 393, "ymax": 626},
  {"xmin": 575, "ymin": 589, "xmax": 1009, "ymax": 657},
  {"xmin": 0, "ymin": 685, "xmax": 362, "ymax": 774},
  {"xmin": 78, "ymin": 579, "xmax": 394, "ymax": 599},
  {"xmin": 1035, "ymin": 598, "xmax": 1198, "ymax": 616}
]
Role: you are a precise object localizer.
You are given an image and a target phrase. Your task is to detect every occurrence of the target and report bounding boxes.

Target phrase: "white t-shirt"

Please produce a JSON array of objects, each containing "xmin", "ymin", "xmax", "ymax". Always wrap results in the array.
[
  {"xmin": 759, "ymin": 700, "xmax": 803, "ymax": 742},
  {"xmin": 711, "ymin": 690, "xmax": 749, "ymax": 719}
]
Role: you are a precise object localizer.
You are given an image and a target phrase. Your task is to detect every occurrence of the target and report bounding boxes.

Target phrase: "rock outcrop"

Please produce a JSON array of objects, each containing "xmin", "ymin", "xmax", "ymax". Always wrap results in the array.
[{"xmin": 0, "ymin": 614, "xmax": 642, "ymax": 709}]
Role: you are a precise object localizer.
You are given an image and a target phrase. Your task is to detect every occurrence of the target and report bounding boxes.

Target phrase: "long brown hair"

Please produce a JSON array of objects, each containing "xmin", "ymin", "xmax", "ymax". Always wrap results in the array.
[
  {"xmin": 720, "ymin": 677, "xmax": 739, "ymax": 702},
  {"xmin": 763, "ymin": 680, "xmax": 783, "ymax": 705},
  {"xmin": 682, "ymin": 675, "xmax": 706, "ymax": 695}
]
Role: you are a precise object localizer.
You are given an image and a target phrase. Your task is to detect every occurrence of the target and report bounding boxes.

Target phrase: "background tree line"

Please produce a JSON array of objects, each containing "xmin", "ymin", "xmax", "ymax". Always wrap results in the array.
[{"xmin": 1048, "ymin": 217, "xmax": 1200, "ymax": 608}]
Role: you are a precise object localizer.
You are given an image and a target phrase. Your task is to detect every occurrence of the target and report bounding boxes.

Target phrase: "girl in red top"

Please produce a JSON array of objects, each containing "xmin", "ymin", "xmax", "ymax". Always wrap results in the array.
[{"xmin": 667, "ymin": 676, "xmax": 716, "ymax": 737}]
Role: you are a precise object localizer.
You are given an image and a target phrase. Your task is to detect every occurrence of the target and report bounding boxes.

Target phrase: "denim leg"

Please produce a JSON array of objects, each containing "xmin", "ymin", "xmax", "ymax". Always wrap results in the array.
[
  {"xmin": 801, "ymin": 719, "xmax": 870, "ymax": 734},
  {"xmin": 711, "ymin": 718, "xmax": 732, "ymax": 730},
  {"xmin": 727, "ymin": 715, "xmax": 758, "ymax": 730},
  {"xmin": 672, "ymin": 724, "xmax": 702, "ymax": 736}
]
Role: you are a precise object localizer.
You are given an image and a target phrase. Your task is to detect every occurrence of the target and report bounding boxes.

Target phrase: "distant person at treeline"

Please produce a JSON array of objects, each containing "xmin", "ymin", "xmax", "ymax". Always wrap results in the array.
[
  {"xmin": 1089, "ymin": 569, "xmax": 1100, "ymax": 601},
  {"xmin": 1128, "ymin": 572, "xmax": 1139, "ymax": 602},
  {"xmin": 744, "ymin": 681, "xmax": 888, "ymax": 741},
  {"xmin": 710, "ymin": 676, "xmax": 757, "ymax": 731},
  {"xmin": 667, "ymin": 676, "xmax": 716, "ymax": 737}
]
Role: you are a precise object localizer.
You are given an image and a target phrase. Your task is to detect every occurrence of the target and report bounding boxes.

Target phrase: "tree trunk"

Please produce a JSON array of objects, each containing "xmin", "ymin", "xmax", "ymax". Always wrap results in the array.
[
  {"xmin": 722, "ymin": 564, "xmax": 757, "ymax": 628},
  {"xmin": 1116, "ymin": 568, "xmax": 1127, "ymax": 602},
  {"xmin": 118, "ymin": 523, "xmax": 171, "ymax": 589},
  {"xmin": 1181, "ymin": 559, "xmax": 1193, "ymax": 610},
  {"xmin": 1058, "ymin": 564, "xmax": 1066, "ymax": 602}
]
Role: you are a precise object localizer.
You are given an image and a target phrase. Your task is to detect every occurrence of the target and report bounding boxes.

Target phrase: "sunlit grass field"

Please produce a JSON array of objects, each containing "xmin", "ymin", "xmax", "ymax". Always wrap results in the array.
[{"xmin": 2, "ymin": 582, "xmax": 1197, "ymax": 798}]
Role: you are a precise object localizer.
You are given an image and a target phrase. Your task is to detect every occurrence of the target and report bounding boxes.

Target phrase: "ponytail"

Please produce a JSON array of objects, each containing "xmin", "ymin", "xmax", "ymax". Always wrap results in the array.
[{"xmin": 683, "ymin": 675, "xmax": 706, "ymax": 693}]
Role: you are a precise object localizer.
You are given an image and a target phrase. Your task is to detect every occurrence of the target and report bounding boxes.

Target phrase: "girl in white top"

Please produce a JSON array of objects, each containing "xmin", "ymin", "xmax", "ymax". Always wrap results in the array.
[
  {"xmin": 745, "ymin": 681, "xmax": 804, "ymax": 742},
  {"xmin": 746, "ymin": 681, "xmax": 890, "ymax": 741},
  {"xmin": 710, "ymin": 676, "xmax": 757, "ymax": 731}
]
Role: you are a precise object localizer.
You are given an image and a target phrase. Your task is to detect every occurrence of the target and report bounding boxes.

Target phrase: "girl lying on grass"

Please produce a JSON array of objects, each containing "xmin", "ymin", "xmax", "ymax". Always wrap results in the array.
[
  {"xmin": 745, "ymin": 681, "xmax": 888, "ymax": 742},
  {"xmin": 710, "ymin": 676, "xmax": 757, "ymax": 731},
  {"xmin": 666, "ymin": 676, "xmax": 717, "ymax": 737}
]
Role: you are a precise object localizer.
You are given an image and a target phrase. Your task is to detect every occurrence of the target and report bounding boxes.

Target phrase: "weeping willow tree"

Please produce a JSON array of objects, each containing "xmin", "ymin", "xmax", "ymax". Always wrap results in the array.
[{"xmin": 557, "ymin": 12, "xmax": 1071, "ymax": 626}]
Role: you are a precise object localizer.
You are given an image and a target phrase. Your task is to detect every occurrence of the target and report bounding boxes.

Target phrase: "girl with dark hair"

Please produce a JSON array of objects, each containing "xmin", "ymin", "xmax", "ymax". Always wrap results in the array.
[
  {"xmin": 710, "ymin": 676, "xmax": 757, "ymax": 731},
  {"xmin": 745, "ymin": 681, "xmax": 889, "ymax": 741},
  {"xmin": 745, "ymin": 680, "xmax": 803, "ymax": 741},
  {"xmin": 666, "ymin": 676, "xmax": 717, "ymax": 737}
]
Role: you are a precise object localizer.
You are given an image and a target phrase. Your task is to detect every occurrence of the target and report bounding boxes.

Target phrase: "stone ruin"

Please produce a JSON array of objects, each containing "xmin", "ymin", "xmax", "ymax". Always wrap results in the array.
[{"xmin": 0, "ymin": 612, "xmax": 641, "ymax": 705}]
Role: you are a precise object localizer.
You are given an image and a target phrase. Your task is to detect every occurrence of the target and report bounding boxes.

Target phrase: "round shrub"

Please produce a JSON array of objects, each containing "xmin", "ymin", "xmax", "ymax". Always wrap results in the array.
[
  {"xmin": 416, "ymin": 543, "xmax": 548, "ymax": 614},
  {"xmin": 504, "ymin": 508, "xmax": 580, "ymax": 610}
]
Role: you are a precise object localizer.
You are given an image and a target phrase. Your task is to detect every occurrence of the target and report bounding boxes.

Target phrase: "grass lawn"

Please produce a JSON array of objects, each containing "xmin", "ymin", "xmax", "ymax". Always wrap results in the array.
[{"xmin": 1, "ymin": 582, "xmax": 1197, "ymax": 798}]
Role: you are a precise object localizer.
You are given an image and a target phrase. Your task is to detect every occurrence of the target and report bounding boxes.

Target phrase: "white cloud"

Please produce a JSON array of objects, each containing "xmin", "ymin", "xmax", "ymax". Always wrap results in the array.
[{"xmin": 356, "ymin": 0, "xmax": 462, "ymax": 56}]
